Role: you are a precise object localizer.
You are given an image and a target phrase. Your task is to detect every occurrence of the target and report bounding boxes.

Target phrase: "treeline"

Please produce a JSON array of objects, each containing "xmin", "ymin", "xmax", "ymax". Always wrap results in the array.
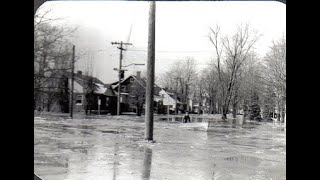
[
  {"xmin": 159, "ymin": 24, "xmax": 286, "ymax": 122},
  {"xmin": 34, "ymin": 8, "xmax": 77, "ymax": 112}
]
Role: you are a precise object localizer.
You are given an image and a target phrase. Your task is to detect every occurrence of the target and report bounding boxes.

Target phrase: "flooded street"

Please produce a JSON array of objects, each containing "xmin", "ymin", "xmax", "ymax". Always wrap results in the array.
[{"xmin": 34, "ymin": 115, "xmax": 286, "ymax": 180}]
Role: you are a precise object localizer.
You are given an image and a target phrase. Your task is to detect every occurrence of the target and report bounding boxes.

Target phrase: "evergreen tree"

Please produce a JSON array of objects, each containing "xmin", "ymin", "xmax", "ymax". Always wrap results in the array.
[
  {"xmin": 58, "ymin": 75, "xmax": 69, "ymax": 113},
  {"xmin": 248, "ymin": 91, "xmax": 261, "ymax": 121},
  {"xmin": 84, "ymin": 77, "xmax": 98, "ymax": 115},
  {"xmin": 262, "ymin": 90, "xmax": 276, "ymax": 121}
]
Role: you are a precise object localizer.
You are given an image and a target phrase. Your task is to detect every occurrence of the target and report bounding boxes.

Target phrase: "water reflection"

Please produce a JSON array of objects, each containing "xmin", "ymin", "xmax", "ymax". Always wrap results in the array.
[
  {"xmin": 230, "ymin": 118, "xmax": 237, "ymax": 128},
  {"xmin": 113, "ymin": 142, "xmax": 119, "ymax": 180},
  {"xmin": 35, "ymin": 116, "xmax": 285, "ymax": 179},
  {"xmin": 142, "ymin": 147, "xmax": 153, "ymax": 180},
  {"xmin": 224, "ymin": 155, "xmax": 262, "ymax": 166}
]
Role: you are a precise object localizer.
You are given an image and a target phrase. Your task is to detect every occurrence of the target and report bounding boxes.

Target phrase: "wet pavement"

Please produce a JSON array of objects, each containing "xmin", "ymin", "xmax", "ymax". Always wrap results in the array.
[{"xmin": 34, "ymin": 114, "xmax": 286, "ymax": 180}]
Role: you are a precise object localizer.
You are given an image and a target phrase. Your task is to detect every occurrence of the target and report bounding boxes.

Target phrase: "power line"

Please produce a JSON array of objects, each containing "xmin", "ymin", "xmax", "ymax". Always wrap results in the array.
[
  {"xmin": 127, "ymin": 49, "xmax": 213, "ymax": 53},
  {"xmin": 155, "ymin": 58, "xmax": 211, "ymax": 62}
]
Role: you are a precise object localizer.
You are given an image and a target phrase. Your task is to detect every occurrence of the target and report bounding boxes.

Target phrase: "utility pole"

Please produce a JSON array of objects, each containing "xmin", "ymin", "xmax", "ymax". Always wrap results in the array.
[
  {"xmin": 98, "ymin": 96, "xmax": 101, "ymax": 116},
  {"xmin": 175, "ymin": 80, "xmax": 178, "ymax": 115},
  {"xmin": 173, "ymin": 77, "xmax": 180, "ymax": 115},
  {"xmin": 69, "ymin": 45, "xmax": 75, "ymax": 118},
  {"xmin": 145, "ymin": 1, "xmax": 156, "ymax": 141},
  {"xmin": 186, "ymin": 83, "xmax": 189, "ymax": 112},
  {"xmin": 111, "ymin": 41, "xmax": 132, "ymax": 116}
]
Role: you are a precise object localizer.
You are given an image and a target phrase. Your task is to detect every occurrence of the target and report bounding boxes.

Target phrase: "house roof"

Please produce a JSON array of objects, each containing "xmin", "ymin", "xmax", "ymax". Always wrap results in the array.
[
  {"xmin": 62, "ymin": 71, "xmax": 118, "ymax": 96},
  {"xmin": 103, "ymin": 84, "xmax": 116, "ymax": 97},
  {"xmin": 161, "ymin": 89, "xmax": 181, "ymax": 102},
  {"xmin": 111, "ymin": 75, "xmax": 163, "ymax": 95},
  {"xmin": 64, "ymin": 71, "xmax": 104, "ymax": 85},
  {"xmin": 159, "ymin": 89, "xmax": 181, "ymax": 103},
  {"xmin": 96, "ymin": 84, "xmax": 108, "ymax": 94}
]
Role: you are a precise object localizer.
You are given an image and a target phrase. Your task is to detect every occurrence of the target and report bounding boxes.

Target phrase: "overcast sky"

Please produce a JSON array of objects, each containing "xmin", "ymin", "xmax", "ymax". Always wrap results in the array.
[{"xmin": 36, "ymin": 1, "xmax": 286, "ymax": 84}]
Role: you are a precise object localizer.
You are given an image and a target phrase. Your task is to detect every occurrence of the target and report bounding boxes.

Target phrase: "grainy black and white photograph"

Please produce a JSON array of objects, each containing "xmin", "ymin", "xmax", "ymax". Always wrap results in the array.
[{"xmin": 34, "ymin": 0, "xmax": 286, "ymax": 179}]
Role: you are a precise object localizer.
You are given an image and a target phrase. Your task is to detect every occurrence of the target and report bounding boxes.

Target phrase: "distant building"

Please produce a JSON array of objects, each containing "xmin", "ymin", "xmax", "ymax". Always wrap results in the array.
[
  {"xmin": 110, "ymin": 71, "xmax": 179, "ymax": 114},
  {"xmin": 36, "ymin": 70, "xmax": 117, "ymax": 114},
  {"xmin": 155, "ymin": 89, "xmax": 181, "ymax": 113}
]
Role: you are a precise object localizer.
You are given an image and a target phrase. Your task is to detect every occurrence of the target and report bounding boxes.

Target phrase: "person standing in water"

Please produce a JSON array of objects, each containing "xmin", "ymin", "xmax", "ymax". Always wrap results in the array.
[{"xmin": 183, "ymin": 111, "xmax": 191, "ymax": 123}]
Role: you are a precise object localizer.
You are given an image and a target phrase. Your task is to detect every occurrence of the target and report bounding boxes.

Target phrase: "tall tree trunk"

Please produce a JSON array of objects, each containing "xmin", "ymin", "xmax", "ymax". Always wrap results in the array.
[
  {"xmin": 281, "ymin": 106, "xmax": 285, "ymax": 123},
  {"xmin": 284, "ymin": 104, "xmax": 286, "ymax": 126},
  {"xmin": 272, "ymin": 106, "xmax": 275, "ymax": 118},
  {"xmin": 232, "ymin": 103, "xmax": 237, "ymax": 119},
  {"xmin": 218, "ymin": 101, "xmax": 222, "ymax": 114},
  {"xmin": 47, "ymin": 99, "xmax": 50, "ymax": 112},
  {"xmin": 232, "ymin": 87, "xmax": 239, "ymax": 119},
  {"xmin": 242, "ymin": 100, "xmax": 248, "ymax": 122},
  {"xmin": 208, "ymin": 99, "xmax": 212, "ymax": 114},
  {"xmin": 222, "ymin": 105, "xmax": 228, "ymax": 120},
  {"xmin": 277, "ymin": 101, "xmax": 281, "ymax": 122},
  {"xmin": 212, "ymin": 101, "xmax": 215, "ymax": 114}
]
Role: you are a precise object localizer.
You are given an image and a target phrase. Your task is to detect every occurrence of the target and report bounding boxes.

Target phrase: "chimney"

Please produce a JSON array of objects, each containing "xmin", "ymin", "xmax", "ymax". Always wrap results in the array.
[
  {"xmin": 77, "ymin": 70, "xmax": 82, "ymax": 75},
  {"xmin": 136, "ymin": 71, "xmax": 141, "ymax": 79}
]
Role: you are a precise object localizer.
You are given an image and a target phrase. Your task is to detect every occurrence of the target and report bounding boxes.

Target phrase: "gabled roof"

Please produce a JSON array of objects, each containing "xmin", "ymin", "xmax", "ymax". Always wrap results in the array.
[
  {"xmin": 159, "ymin": 89, "xmax": 181, "ymax": 103},
  {"xmin": 110, "ymin": 75, "xmax": 137, "ymax": 87},
  {"xmin": 111, "ymin": 75, "xmax": 163, "ymax": 95},
  {"xmin": 62, "ymin": 71, "xmax": 117, "ymax": 96},
  {"xmin": 162, "ymin": 89, "xmax": 181, "ymax": 101},
  {"xmin": 103, "ymin": 84, "xmax": 116, "ymax": 97},
  {"xmin": 64, "ymin": 71, "xmax": 104, "ymax": 85}
]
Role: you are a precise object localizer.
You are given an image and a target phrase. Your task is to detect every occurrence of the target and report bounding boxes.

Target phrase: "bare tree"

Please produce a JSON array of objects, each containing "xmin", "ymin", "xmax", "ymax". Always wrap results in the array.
[
  {"xmin": 158, "ymin": 57, "xmax": 198, "ymax": 112},
  {"xmin": 194, "ymin": 66, "xmax": 219, "ymax": 114},
  {"xmin": 84, "ymin": 76, "xmax": 99, "ymax": 115},
  {"xmin": 263, "ymin": 36, "xmax": 286, "ymax": 122},
  {"xmin": 193, "ymin": 72, "xmax": 206, "ymax": 114},
  {"xmin": 127, "ymin": 76, "xmax": 146, "ymax": 116},
  {"xmin": 230, "ymin": 52, "xmax": 264, "ymax": 120},
  {"xmin": 209, "ymin": 24, "xmax": 261, "ymax": 120},
  {"xmin": 34, "ymin": 8, "xmax": 77, "ymax": 111}
]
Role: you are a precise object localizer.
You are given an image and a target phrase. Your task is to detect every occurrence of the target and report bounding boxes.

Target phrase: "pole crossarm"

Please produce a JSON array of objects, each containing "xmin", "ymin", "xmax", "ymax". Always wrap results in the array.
[{"xmin": 122, "ymin": 63, "xmax": 145, "ymax": 68}]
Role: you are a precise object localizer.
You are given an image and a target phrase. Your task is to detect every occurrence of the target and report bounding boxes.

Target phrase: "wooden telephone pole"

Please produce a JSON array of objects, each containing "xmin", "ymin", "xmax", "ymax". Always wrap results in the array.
[
  {"xmin": 111, "ymin": 41, "xmax": 132, "ymax": 116},
  {"xmin": 173, "ymin": 77, "xmax": 181, "ymax": 115},
  {"xmin": 145, "ymin": 1, "xmax": 156, "ymax": 141}
]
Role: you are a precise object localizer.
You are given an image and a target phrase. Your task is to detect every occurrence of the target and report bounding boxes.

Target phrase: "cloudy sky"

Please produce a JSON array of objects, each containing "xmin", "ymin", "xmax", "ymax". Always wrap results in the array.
[{"xmin": 36, "ymin": 1, "xmax": 286, "ymax": 84}]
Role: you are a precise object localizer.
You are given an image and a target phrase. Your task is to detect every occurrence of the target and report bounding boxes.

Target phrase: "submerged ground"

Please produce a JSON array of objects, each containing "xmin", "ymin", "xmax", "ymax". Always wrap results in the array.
[{"xmin": 34, "ymin": 114, "xmax": 286, "ymax": 180}]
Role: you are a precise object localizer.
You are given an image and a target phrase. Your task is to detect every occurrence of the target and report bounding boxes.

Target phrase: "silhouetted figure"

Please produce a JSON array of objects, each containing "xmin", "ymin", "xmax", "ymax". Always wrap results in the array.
[{"xmin": 183, "ymin": 111, "xmax": 191, "ymax": 123}]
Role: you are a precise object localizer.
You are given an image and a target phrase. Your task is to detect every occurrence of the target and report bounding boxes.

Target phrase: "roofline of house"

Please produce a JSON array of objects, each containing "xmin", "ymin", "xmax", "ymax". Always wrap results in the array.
[
  {"xmin": 160, "ymin": 89, "xmax": 181, "ymax": 103},
  {"xmin": 112, "ymin": 75, "xmax": 163, "ymax": 90},
  {"xmin": 110, "ymin": 75, "xmax": 134, "ymax": 88},
  {"xmin": 110, "ymin": 74, "xmax": 183, "ymax": 102}
]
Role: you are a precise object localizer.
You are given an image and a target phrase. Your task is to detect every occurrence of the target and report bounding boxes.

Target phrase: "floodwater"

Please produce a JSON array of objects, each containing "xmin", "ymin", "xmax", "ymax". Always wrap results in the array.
[{"xmin": 34, "ymin": 114, "xmax": 286, "ymax": 180}]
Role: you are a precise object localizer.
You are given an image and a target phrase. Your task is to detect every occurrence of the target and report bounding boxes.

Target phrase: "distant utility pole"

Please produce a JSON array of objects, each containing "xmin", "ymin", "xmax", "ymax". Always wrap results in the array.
[
  {"xmin": 173, "ymin": 77, "xmax": 180, "ymax": 115},
  {"xmin": 69, "ymin": 45, "xmax": 75, "ymax": 118},
  {"xmin": 145, "ymin": 1, "xmax": 156, "ymax": 141},
  {"xmin": 111, "ymin": 41, "xmax": 132, "ymax": 116},
  {"xmin": 98, "ymin": 97, "xmax": 101, "ymax": 116},
  {"xmin": 186, "ymin": 83, "xmax": 189, "ymax": 112}
]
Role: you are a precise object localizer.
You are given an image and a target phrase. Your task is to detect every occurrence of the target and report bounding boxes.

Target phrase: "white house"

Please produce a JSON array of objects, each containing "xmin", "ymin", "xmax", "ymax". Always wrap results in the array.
[{"xmin": 155, "ymin": 89, "xmax": 180, "ymax": 111}]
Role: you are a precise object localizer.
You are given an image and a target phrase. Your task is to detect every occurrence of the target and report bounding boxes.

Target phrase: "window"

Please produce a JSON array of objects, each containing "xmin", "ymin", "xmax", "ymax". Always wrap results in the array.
[{"xmin": 76, "ymin": 95, "xmax": 83, "ymax": 105}]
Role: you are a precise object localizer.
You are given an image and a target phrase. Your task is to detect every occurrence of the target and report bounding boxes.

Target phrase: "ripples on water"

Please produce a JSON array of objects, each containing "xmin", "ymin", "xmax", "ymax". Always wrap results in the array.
[{"xmin": 34, "ymin": 115, "xmax": 286, "ymax": 180}]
